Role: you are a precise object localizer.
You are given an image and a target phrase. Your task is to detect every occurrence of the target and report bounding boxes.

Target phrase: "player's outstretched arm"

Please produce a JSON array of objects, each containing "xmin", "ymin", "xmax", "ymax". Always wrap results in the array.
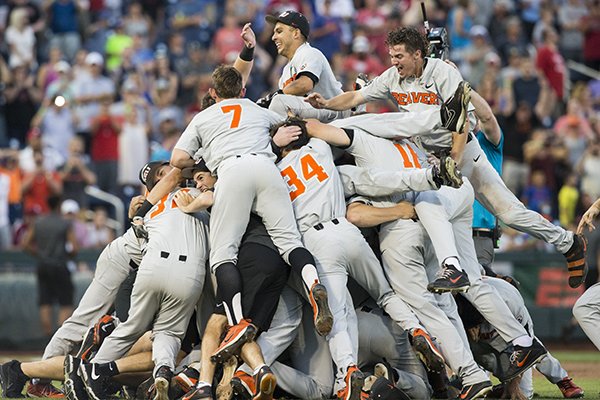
[
  {"xmin": 577, "ymin": 197, "xmax": 600, "ymax": 235},
  {"xmin": 470, "ymin": 90, "xmax": 501, "ymax": 146},
  {"xmin": 304, "ymin": 90, "xmax": 366, "ymax": 111},
  {"xmin": 233, "ymin": 23, "xmax": 256, "ymax": 87},
  {"xmin": 305, "ymin": 119, "xmax": 351, "ymax": 147},
  {"xmin": 346, "ymin": 201, "xmax": 416, "ymax": 228}
]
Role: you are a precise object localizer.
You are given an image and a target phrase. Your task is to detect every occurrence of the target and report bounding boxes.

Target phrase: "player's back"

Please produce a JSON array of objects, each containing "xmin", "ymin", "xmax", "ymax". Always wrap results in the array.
[
  {"xmin": 181, "ymin": 98, "xmax": 284, "ymax": 172},
  {"xmin": 277, "ymin": 138, "xmax": 345, "ymax": 232},
  {"xmin": 144, "ymin": 188, "xmax": 209, "ymax": 270}
]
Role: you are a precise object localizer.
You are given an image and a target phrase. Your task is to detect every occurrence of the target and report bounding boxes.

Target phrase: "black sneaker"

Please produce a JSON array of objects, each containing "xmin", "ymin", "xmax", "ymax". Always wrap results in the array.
[
  {"xmin": 309, "ymin": 281, "xmax": 334, "ymax": 337},
  {"xmin": 179, "ymin": 384, "xmax": 213, "ymax": 400},
  {"xmin": 0, "ymin": 360, "xmax": 28, "ymax": 398},
  {"xmin": 432, "ymin": 156, "xmax": 463, "ymax": 189},
  {"xmin": 77, "ymin": 315, "xmax": 118, "ymax": 362},
  {"xmin": 79, "ymin": 362, "xmax": 111, "ymax": 400},
  {"xmin": 64, "ymin": 355, "xmax": 88, "ymax": 400},
  {"xmin": 564, "ymin": 234, "xmax": 588, "ymax": 288},
  {"xmin": 501, "ymin": 339, "xmax": 547, "ymax": 382},
  {"xmin": 134, "ymin": 376, "xmax": 154, "ymax": 400},
  {"xmin": 254, "ymin": 365, "xmax": 276, "ymax": 400},
  {"xmin": 457, "ymin": 380, "xmax": 492, "ymax": 399},
  {"xmin": 441, "ymin": 81, "xmax": 471, "ymax": 133},
  {"xmin": 152, "ymin": 366, "xmax": 173, "ymax": 400},
  {"xmin": 427, "ymin": 264, "xmax": 470, "ymax": 293},
  {"xmin": 409, "ymin": 329, "xmax": 446, "ymax": 372}
]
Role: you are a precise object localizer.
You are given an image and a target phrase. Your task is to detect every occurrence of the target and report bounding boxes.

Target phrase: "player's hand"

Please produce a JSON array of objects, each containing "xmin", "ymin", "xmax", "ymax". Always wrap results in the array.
[
  {"xmin": 128, "ymin": 195, "xmax": 146, "ymax": 219},
  {"xmin": 240, "ymin": 23, "xmax": 256, "ymax": 49},
  {"xmin": 393, "ymin": 201, "xmax": 417, "ymax": 220},
  {"xmin": 577, "ymin": 204, "xmax": 600, "ymax": 235},
  {"xmin": 174, "ymin": 190, "xmax": 194, "ymax": 212},
  {"xmin": 304, "ymin": 93, "xmax": 327, "ymax": 109},
  {"xmin": 273, "ymin": 125, "xmax": 302, "ymax": 147},
  {"xmin": 131, "ymin": 216, "xmax": 148, "ymax": 240}
]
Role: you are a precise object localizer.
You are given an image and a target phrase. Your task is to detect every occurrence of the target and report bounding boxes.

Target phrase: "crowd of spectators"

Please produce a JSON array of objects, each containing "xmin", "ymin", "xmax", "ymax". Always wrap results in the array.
[{"xmin": 0, "ymin": 0, "xmax": 599, "ymax": 254}]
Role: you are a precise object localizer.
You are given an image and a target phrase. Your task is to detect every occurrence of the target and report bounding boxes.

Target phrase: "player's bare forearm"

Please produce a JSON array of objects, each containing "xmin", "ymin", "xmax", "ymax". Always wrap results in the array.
[
  {"xmin": 577, "ymin": 197, "xmax": 600, "ymax": 235},
  {"xmin": 282, "ymin": 75, "xmax": 314, "ymax": 96},
  {"xmin": 233, "ymin": 57, "xmax": 253, "ymax": 87},
  {"xmin": 346, "ymin": 201, "xmax": 415, "ymax": 228},
  {"xmin": 171, "ymin": 149, "xmax": 196, "ymax": 169},
  {"xmin": 305, "ymin": 119, "xmax": 350, "ymax": 147},
  {"xmin": 470, "ymin": 91, "xmax": 501, "ymax": 145},
  {"xmin": 175, "ymin": 190, "xmax": 214, "ymax": 213},
  {"xmin": 146, "ymin": 168, "xmax": 182, "ymax": 205},
  {"xmin": 312, "ymin": 90, "xmax": 365, "ymax": 111}
]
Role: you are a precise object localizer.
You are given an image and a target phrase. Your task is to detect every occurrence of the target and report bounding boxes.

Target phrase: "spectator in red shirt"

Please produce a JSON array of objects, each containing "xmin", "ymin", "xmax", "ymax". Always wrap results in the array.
[
  {"xmin": 536, "ymin": 27, "xmax": 567, "ymax": 105},
  {"xmin": 212, "ymin": 13, "xmax": 243, "ymax": 64},
  {"xmin": 21, "ymin": 149, "xmax": 63, "ymax": 215},
  {"xmin": 342, "ymin": 35, "xmax": 386, "ymax": 79},
  {"xmin": 355, "ymin": 0, "xmax": 387, "ymax": 60},
  {"xmin": 581, "ymin": 0, "xmax": 600, "ymax": 71},
  {"xmin": 90, "ymin": 100, "xmax": 121, "ymax": 194}
]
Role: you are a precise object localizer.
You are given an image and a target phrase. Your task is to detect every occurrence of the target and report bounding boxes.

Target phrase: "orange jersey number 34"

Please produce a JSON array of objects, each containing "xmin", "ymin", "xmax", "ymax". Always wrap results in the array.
[{"xmin": 280, "ymin": 154, "xmax": 328, "ymax": 201}]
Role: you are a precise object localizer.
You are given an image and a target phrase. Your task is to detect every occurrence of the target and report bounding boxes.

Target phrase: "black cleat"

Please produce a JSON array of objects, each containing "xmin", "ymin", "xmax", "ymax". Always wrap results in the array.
[
  {"xmin": 0, "ymin": 360, "xmax": 28, "ymax": 398},
  {"xmin": 501, "ymin": 338, "xmax": 547, "ymax": 382},
  {"xmin": 254, "ymin": 365, "xmax": 277, "ymax": 400},
  {"xmin": 211, "ymin": 319, "xmax": 257, "ymax": 364},
  {"xmin": 409, "ymin": 329, "xmax": 446, "ymax": 372},
  {"xmin": 353, "ymin": 73, "xmax": 370, "ymax": 91},
  {"xmin": 564, "ymin": 234, "xmax": 588, "ymax": 288},
  {"xmin": 77, "ymin": 315, "xmax": 118, "ymax": 362},
  {"xmin": 309, "ymin": 281, "xmax": 334, "ymax": 337},
  {"xmin": 432, "ymin": 156, "xmax": 463, "ymax": 189},
  {"xmin": 64, "ymin": 355, "xmax": 88, "ymax": 400},
  {"xmin": 151, "ymin": 366, "xmax": 173, "ymax": 400},
  {"xmin": 79, "ymin": 362, "xmax": 113, "ymax": 400},
  {"xmin": 427, "ymin": 264, "xmax": 470, "ymax": 293},
  {"xmin": 441, "ymin": 81, "xmax": 471, "ymax": 133},
  {"xmin": 457, "ymin": 380, "xmax": 492, "ymax": 399},
  {"xmin": 178, "ymin": 384, "xmax": 213, "ymax": 400}
]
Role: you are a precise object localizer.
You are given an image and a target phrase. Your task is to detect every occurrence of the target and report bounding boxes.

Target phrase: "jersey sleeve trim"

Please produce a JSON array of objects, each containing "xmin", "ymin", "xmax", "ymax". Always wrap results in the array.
[{"xmin": 296, "ymin": 71, "xmax": 319, "ymax": 85}]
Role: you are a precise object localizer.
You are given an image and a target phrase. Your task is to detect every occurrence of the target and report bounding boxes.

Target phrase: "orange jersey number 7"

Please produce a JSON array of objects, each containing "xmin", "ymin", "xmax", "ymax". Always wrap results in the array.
[
  {"xmin": 280, "ymin": 154, "xmax": 328, "ymax": 201},
  {"xmin": 221, "ymin": 104, "xmax": 242, "ymax": 128}
]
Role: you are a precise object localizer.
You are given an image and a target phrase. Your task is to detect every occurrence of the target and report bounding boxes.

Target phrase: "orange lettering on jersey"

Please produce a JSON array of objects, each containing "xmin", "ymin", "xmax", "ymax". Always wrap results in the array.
[
  {"xmin": 150, "ymin": 194, "xmax": 169, "ymax": 218},
  {"xmin": 394, "ymin": 143, "xmax": 421, "ymax": 169},
  {"xmin": 281, "ymin": 165, "xmax": 306, "ymax": 201},
  {"xmin": 406, "ymin": 144, "xmax": 422, "ymax": 168},
  {"xmin": 391, "ymin": 92, "xmax": 439, "ymax": 106},
  {"xmin": 281, "ymin": 154, "xmax": 329, "ymax": 201},
  {"xmin": 283, "ymin": 74, "xmax": 298, "ymax": 89},
  {"xmin": 221, "ymin": 104, "xmax": 242, "ymax": 128}
]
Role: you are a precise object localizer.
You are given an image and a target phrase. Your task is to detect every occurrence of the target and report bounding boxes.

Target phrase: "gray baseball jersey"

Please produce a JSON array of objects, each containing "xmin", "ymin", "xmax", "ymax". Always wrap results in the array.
[
  {"xmin": 278, "ymin": 42, "xmax": 343, "ymax": 98},
  {"xmin": 93, "ymin": 188, "xmax": 209, "ymax": 375},
  {"xmin": 573, "ymin": 282, "xmax": 600, "ymax": 351},
  {"xmin": 42, "ymin": 229, "xmax": 143, "ymax": 360}
]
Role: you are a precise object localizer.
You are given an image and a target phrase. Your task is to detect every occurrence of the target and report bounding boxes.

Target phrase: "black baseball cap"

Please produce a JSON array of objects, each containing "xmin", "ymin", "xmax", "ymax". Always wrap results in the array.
[
  {"xmin": 181, "ymin": 158, "xmax": 210, "ymax": 179},
  {"xmin": 266, "ymin": 10, "xmax": 310, "ymax": 38},
  {"xmin": 139, "ymin": 161, "xmax": 169, "ymax": 191}
]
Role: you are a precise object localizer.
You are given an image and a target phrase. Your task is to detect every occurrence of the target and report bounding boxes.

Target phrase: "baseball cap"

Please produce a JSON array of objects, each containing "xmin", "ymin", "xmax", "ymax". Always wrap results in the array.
[
  {"xmin": 61, "ymin": 199, "xmax": 80, "ymax": 215},
  {"xmin": 469, "ymin": 25, "xmax": 489, "ymax": 38},
  {"xmin": 368, "ymin": 376, "xmax": 411, "ymax": 400},
  {"xmin": 55, "ymin": 60, "xmax": 71, "ymax": 73},
  {"xmin": 352, "ymin": 36, "xmax": 370, "ymax": 53},
  {"xmin": 266, "ymin": 10, "xmax": 310, "ymax": 38},
  {"xmin": 85, "ymin": 52, "xmax": 104, "ymax": 66},
  {"xmin": 139, "ymin": 161, "xmax": 169, "ymax": 191},
  {"xmin": 181, "ymin": 158, "xmax": 210, "ymax": 179},
  {"xmin": 158, "ymin": 108, "xmax": 178, "ymax": 124}
]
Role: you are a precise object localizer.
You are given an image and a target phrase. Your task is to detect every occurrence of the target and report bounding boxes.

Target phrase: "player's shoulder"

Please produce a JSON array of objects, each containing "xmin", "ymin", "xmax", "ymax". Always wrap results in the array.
[{"xmin": 295, "ymin": 42, "xmax": 326, "ymax": 60}]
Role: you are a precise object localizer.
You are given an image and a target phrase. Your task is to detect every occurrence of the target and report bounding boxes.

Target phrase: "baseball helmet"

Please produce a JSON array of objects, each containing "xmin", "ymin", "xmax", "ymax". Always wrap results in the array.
[
  {"xmin": 139, "ymin": 161, "xmax": 169, "ymax": 191},
  {"xmin": 368, "ymin": 377, "xmax": 411, "ymax": 400}
]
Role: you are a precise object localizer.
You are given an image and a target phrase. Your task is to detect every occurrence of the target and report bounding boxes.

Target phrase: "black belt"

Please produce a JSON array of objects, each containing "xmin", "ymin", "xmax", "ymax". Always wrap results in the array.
[
  {"xmin": 473, "ymin": 229, "xmax": 494, "ymax": 239},
  {"xmin": 236, "ymin": 153, "xmax": 257, "ymax": 158},
  {"xmin": 314, "ymin": 218, "xmax": 339, "ymax": 231},
  {"xmin": 160, "ymin": 251, "xmax": 188, "ymax": 262},
  {"xmin": 129, "ymin": 259, "xmax": 139, "ymax": 270},
  {"xmin": 466, "ymin": 132, "xmax": 473, "ymax": 143}
]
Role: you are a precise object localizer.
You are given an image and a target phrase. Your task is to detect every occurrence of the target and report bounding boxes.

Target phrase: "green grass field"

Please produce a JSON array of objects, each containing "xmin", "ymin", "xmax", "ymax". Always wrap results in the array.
[{"xmin": 1, "ymin": 348, "xmax": 600, "ymax": 399}]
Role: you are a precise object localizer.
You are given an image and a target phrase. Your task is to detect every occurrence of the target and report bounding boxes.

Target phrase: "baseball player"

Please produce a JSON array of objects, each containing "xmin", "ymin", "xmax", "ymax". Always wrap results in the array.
[
  {"xmin": 456, "ymin": 276, "xmax": 584, "ymax": 399},
  {"xmin": 303, "ymin": 117, "xmax": 551, "ymax": 399},
  {"xmin": 167, "ymin": 65, "xmax": 333, "ymax": 364},
  {"xmin": 305, "ymin": 26, "xmax": 588, "ymax": 289},
  {"xmin": 573, "ymin": 198, "xmax": 600, "ymax": 351},
  {"xmin": 257, "ymin": 10, "xmax": 350, "ymax": 122},
  {"xmin": 272, "ymin": 118, "xmax": 454, "ymax": 399},
  {"xmin": 79, "ymin": 162, "xmax": 211, "ymax": 400}
]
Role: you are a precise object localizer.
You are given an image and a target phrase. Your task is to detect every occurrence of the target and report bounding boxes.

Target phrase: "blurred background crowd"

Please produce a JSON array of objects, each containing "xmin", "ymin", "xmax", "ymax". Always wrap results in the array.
[{"xmin": 0, "ymin": 0, "xmax": 599, "ymax": 256}]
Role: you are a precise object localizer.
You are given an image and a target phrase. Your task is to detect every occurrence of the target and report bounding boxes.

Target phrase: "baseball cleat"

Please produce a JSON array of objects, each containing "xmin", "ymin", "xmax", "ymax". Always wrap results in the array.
[
  {"xmin": 211, "ymin": 319, "xmax": 257, "ymax": 364},
  {"xmin": 409, "ymin": 329, "xmax": 446, "ymax": 372},
  {"xmin": 501, "ymin": 338, "xmax": 547, "ymax": 382},
  {"xmin": 179, "ymin": 384, "xmax": 213, "ymax": 400},
  {"xmin": 215, "ymin": 356, "xmax": 237, "ymax": 400},
  {"xmin": 309, "ymin": 281, "xmax": 334, "ymax": 337},
  {"xmin": 457, "ymin": 380, "xmax": 492, "ymax": 400},
  {"xmin": 253, "ymin": 365, "xmax": 277, "ymax": 400},
  {"xmin": 64, "ymin": 355, "xmax": 88, "ymax": 400},
  {"xmin": 26, "ymin": 382, "xmax": 65, "ymax": 398},
  {"xmin": 231, "ymin": 371, "xmax": 254, "ymax": 400},
  {"xmin": 564, "ymin": 234, "xmax": 588, "ymax": 288},
  {"xmin": 174, "ymin": 365, "xmax": 200, "ymax": 394},
  {"xmin": 353, "ymin": 73, "xmax": 370, "ymax": 91},
  {"xmin": 432, "ymin": 156, "xmax": 463, "ymax": 189},
  {"xmin": 79, "ymin": 362, "xmax": 111, "ymax": 400},
  {"xmin": 427, "ymin": 264, "xmax": 470, "ymax": 293},
  {"xmin": 336, "ymin": 365, "xmax": 366, "ymax": 400},
  {"xmin": 0, "ymin": 359, "xmax": 28, "ymax": 398},
  {"xmin": 557, "ymin": 376, "xmax": 584, "ymax": 398},
  {"xmin": 441, "ymin": 81, "xmax": 471, "ymax": 133},
  {"xmin": 151, "ymin": 366, "xmax": 172, "ymax": 400},
  {"xmin": 77, "ymin": 315, "xmax": 118, "ymax": 362}
]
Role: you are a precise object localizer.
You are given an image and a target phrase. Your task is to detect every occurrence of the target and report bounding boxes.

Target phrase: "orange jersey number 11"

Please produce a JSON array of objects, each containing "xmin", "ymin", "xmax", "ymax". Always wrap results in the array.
[
  {"xmin": 280, "ymin": 154, "xmax": 328, "ymax": 201},
  {"xmin": 221, "ymin": 104, "xmax": 242, "ymax": 128}
]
